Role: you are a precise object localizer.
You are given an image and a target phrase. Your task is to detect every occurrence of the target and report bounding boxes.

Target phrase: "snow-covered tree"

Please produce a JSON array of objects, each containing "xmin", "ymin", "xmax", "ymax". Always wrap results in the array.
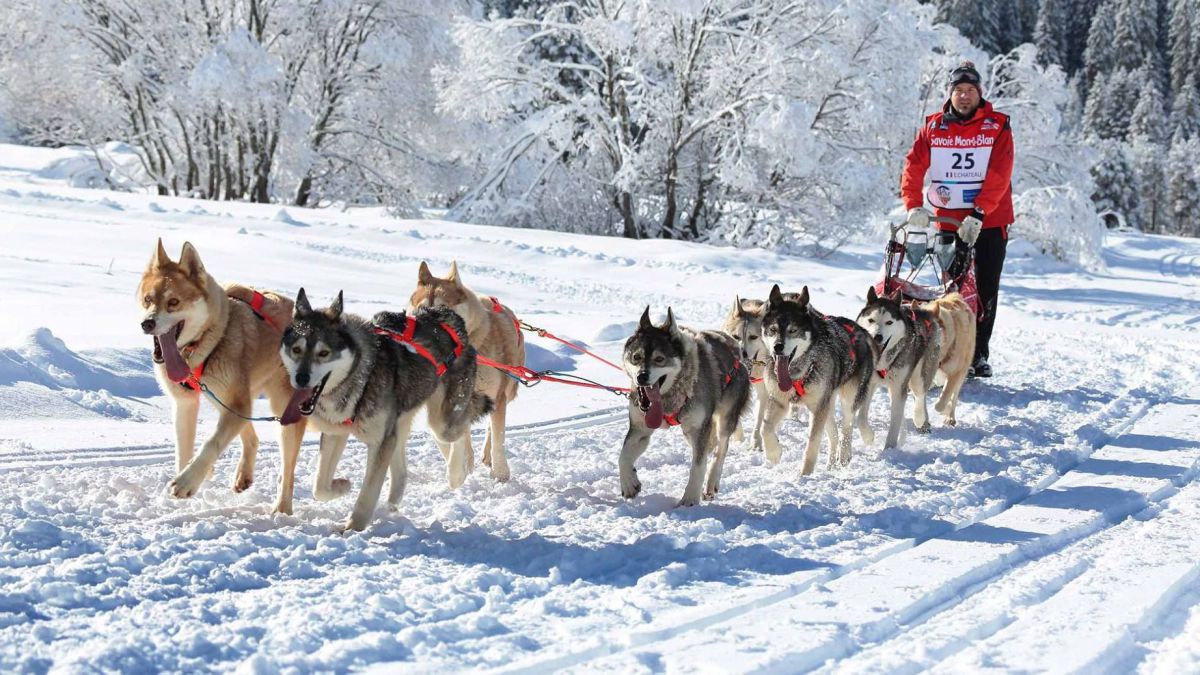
[
  {"xmin": 1034, "ymin": 0, "xmax": 1073, "ymax": 67},
  {"xmin": 1164, "ymin": 132, "xmax": 1200, "ymax": 235},
  {"xmin": 933, "ymin": 0, "xmax": 1001, "ymax": 54},
  {"xmin": 1129, "ymin": 74, "xmax": 1168, "ymax": 231},
  {"xmin": 0, "ymin": 0, "xmax": 461, "ymax": 209},
  {"xmin": 1170, "ymin": 73, "xmax": 1200, "ymax": 139},
  {"xmin": 440, "ymin": 0, "xmax": 975, "ymax": 249},
  {"xmin": 990, "ymin": 45, "xmax": 1102, "ymax": 264},
  {"xmin": 1083, "ymin": 0, "xmax": 1118, "ymax": 87},
  {"xmin": 1090, "ymin": 138, "xmax": 1141, "ymax": 227}
]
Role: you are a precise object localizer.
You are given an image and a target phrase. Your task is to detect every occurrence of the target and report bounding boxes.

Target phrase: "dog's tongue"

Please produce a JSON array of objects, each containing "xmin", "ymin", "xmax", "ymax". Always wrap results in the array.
[
  {"xmin": 280, "ymin": 387, "xmax": 315, "ymax": 426},
  {"xmin": 774, "ymin": 355, "xmax": 793, "ymax": 392},
  {"xmin": 642, "ymin": 385, "xmax": 664, "ymax": 429},
  {"xmin": 157, "ymin": 331, "xmax": 191, "ymax": 383}
]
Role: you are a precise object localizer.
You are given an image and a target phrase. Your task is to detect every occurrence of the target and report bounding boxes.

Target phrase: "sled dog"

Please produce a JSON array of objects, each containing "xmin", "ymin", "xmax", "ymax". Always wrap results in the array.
[
  {"xmin": 856, "ymin": 286, "xmax": 944, "ymax": 448},
  {"xmin": 760, "ymin": 285, "xmax": 876, "ymax": 473},
  {"xmin": 409, "ymin": 261, "xmax": 525, "ymax": 482},
  {"xmin": 137, "ymin": 239, "xmax": 307, "ymax": 514},
  {"xmin": 619, "ymin": 307, "xmax": 751, "ymax": 505},
  {"xmin": 920, "ymin": 292, "xmax": 976, "ymax": 426},
  {"xmin": 279, "ymin": 289, "xmax": 493, "ymax": 531}
]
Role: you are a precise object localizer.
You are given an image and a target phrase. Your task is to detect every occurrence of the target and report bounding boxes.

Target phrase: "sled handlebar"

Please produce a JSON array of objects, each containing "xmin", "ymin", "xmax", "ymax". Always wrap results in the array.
[{"xmin": 890, "ymin": 215, "xmax": 963, "ymax": 241}]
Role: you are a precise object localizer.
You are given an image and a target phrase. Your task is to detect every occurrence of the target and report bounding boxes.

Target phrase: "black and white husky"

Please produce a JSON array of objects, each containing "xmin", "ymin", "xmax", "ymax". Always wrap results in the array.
[
  {"xmin": 279, "ymin": 289, "xmax": 492, "ymax": 531},
  {"xmin": 619, "ymin": 307, "xmax": 751, "ymax": 506},
  {"xmin": 760, "ymin": 285, "xmax": 876, "ymax": 474},
  {"xmin": 856, "ymin": 286, "xmax": 943, "ymax": 448}
]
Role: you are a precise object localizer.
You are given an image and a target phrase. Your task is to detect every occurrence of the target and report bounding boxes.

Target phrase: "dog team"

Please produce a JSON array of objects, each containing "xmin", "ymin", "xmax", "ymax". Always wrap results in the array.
[{"xmin": 138, "ymin": 240, "xmax": 975, "ymax": 531}]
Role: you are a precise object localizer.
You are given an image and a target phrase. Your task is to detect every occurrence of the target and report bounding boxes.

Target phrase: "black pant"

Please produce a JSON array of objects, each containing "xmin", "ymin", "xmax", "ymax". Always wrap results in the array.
[{"xmin": 972, "ymin": 227, "xmax": 1007, "ymax": 361}]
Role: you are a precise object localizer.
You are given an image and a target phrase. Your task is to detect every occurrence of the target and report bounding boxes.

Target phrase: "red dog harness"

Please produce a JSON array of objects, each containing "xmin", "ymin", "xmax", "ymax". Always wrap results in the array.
[
  {"xmin": 489, "ymin": 296, "xmax": 524, "ymax": 348},
  {"xmin": 172, "ymin": 290, "xmax": 278, "ymax": 393},
  {"xmin": 373, "ymin": 316, "xmax": 464, "ymax": 376}
]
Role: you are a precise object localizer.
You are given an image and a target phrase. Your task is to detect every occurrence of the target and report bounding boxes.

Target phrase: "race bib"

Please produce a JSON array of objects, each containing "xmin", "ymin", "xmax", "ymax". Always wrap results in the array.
[{"xmin": 927, "ymin": 145, "xmax": 993, "ymax": 209}]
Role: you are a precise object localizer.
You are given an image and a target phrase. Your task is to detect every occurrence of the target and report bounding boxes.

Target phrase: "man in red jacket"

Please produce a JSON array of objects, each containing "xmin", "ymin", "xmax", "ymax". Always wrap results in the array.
[{"xmin": 900, "ymin": 61, "xmax": 1014, "ymax": 378}]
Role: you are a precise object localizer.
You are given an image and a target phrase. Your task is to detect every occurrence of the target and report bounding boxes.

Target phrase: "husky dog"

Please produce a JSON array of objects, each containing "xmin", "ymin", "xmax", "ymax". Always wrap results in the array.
[
  {"xmin": 920, "ymin": 292, "xmax": 976, "ymax": 426},
  {"xmin": 722, "ymin": 294, "xmax": 803, "ymax": 451},
  {"xmin": 137, "ymin": 240, "xmax": 308, "ymax": 513},
  {"xmin": 409, "ymin": 261, "xmax": 525, "ymax": 483},
  {"xmin": 760, "ymin": 285, "xmax": 876, "ymax": 474},
  {"xmin": 279, "ymin": 290, "xmax": 493, "ymax": 531},
  {"xmin": 856, "ymin": 287, "xmax": 944, "ymax": 448},
  {"xmin": 619, "ymin": 307, "xmax": 751, "ymax": 506}
]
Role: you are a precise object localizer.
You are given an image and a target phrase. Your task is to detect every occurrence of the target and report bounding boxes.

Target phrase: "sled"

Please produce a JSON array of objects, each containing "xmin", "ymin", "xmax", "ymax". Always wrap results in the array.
[{"xmin": 873, "ymin": 215, "xmax": 980, "ymax": 315}]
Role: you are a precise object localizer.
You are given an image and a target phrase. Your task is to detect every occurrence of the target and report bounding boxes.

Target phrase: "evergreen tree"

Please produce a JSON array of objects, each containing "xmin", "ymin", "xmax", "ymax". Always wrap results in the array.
[
  {"xmin": 1069, "ymin": 0, "xmax": 1105, "ymax": 73},
  {"xmin": 1112, "ymin": 0, "xmax": 1161, "ymax": 71},
  {"xmin": 935, "ymin": 0, "xmax": 1002, "ymax": 54},
  {"xmin": 1168, "ymin": 0, "xmax": 1195, "ymax": 93},
  {"xmin": 1170, "ymin": 73, "xmax": 1200, "ymax": 139},
  {"xmin": 1083, "ymin": 0, "xmax": 1118, "ymax": 87},
  {"xmin": 1091, "ymin": 139, "xmax": 1142, "ymax": 225},
  {"xmin": 1129, "ymin": 71, "xmax": 1168, "ymax": 144},
  {"xmin": 1083, "ymin": 70, "xmax": 1137, "ymax": 139},
  {"xmin": 1164, "ymin": 133, "xmax": 1200, "ymax": 235},
  {"xmin": 1130, "ymin": 75, "xmax": 1168, "ymax": 231},
  {"xmin": 1035, "ymin": 0, "xmax": 1072, "ymax": 67}
]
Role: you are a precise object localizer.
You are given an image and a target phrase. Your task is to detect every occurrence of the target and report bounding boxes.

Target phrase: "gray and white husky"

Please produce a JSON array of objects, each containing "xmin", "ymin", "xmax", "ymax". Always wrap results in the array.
[
  {"xmin": 855, "ymin": 286, "xmax": 943, "ymax": 449},
  {"xmin": 760, "ymin": 285, "xmax": 876, "ymax": 474},
  {"xmin": 619, "ymin": 307, "xmax": 751, "ymax": 506},
  {"xmin": 278, "ymin": 289, "xmax": 492, "ymax": 531},
  {"xmin": 723, "ymin": 293, "xmax": 813, "ymax": 451}
]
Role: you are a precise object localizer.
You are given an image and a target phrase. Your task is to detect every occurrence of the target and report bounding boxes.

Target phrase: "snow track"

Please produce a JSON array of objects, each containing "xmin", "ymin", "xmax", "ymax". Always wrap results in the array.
[
  {"xmin": 506, "ymin": 384, "xmax": 1197, "ymax": 673},
  {"xmin": 5, "ymin": 164, "xmax": 1200, "ymax": 671}
]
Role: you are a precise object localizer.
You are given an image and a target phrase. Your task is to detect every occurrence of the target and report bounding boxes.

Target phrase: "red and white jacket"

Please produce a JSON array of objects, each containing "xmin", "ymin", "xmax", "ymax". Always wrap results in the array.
[{"xmin": 900, "ymin": 100, "xmax": 1014, "ymax": 236}]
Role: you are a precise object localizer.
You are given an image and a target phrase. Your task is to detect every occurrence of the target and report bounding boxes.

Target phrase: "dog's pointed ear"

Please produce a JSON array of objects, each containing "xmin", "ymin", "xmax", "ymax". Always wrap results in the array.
[
  {"xmin": 151, "ymin": 238, "xmax": 170, "ymax": 268},
  {"xmin": 665, "ymin": 307, "xmax": 680, "ymax": 336},
  {"xmin": 768, "ymin": 284, "xmax": 783, "ymax": 306},
  {"xmin": 867, "ymin": 286, "xmax": 878, "ymax": 303},
  {"xmin": 797, "ymin": 286, "xmax": 810, "ymax": 308},
  {"xmin": 328, "ymin": 290, "xmax": 344, "ymax": 320},
  {"xmin": 295, "ymin": 288, "xmax": 311, "ymax": 315},
  {"xmin": 732, "ymin": 295, "xmax": 743, "ymax": 316},
  {"xmin": 178, "ymin": 242, "xmax": 205, "ymax": 279},
  {"xmin": 639, "ymin": 305, "xmax": 653, "ymax": 330},
  {"xmin": 418, "ymin": 261, "xmax": 432, "ymax": 284},
  {"xmin": 447, "ymin": 260, "xmax": 460, "ymax": 284}
]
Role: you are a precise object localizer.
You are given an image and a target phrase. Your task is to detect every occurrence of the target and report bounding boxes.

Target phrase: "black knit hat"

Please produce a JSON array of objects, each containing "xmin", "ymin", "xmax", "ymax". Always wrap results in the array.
[{"xmin": 948, "ymin": 61, "xmax": 983, "ymax": 94}]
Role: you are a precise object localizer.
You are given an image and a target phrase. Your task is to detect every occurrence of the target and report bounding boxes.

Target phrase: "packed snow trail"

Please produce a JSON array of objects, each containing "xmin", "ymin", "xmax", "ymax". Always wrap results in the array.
[{"xmin": 4, "ymin": 146, "xmax": 1200, "ymax": 671}]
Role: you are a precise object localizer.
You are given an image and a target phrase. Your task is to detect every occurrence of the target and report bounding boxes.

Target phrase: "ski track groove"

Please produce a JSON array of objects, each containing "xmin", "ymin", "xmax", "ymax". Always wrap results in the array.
[
  {"xmin": 825, "ymin": 433, "xmax": 1200, "ymax": 674},
  {"xmin": 491, "ymin": 381, "xmax": 1163, "ymax": 673}
]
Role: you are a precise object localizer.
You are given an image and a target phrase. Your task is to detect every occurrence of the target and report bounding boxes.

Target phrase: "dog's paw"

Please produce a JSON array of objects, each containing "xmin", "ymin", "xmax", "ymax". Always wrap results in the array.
[
  {"xmin": 490, "ymin": 462, "xmax": 511, "ymax": 483},
  {"xmin": 271, "ymin": 500, "xmax": 293, "ymax": 516},
  {"xmin": 232, "ymin": 473, "xmax": 253, "ymax": 493},
  {"xmin": 916, "ymin": 422, "xmax": 932, "ymax": 434},
  {"xmin": 703, "ymin": 486, "xmax": 718, "ymax": 500},
  {"xmin": 314, "ymin": 478, "xmax": 351, "ymax": 502},
  {"xmin": 677, "ymin": 493, "xmax": 702, "ymax": 507},
  {"xmin": 620, "ymin": 470, "xmax": 642, "ymax": 499},
  {"xmin": 944, "ymin": 417, "xmax": 957, "ymax": 427},
  {"xmin": 169, "ymin": 466, "xmax": 206, "ymax": 499}
]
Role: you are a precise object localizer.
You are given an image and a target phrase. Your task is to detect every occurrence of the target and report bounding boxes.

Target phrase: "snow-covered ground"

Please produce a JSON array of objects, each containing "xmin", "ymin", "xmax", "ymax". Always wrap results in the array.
[{"xmin": 2, "ymin": 143, "xmax": 1200, "ymax": 673}]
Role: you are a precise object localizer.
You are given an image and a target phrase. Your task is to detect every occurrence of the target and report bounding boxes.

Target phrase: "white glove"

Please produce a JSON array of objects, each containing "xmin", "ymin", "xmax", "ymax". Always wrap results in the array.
[
  {"xmin": 906, "ymin": 207, "xmax": 931, "ymax": 230},
  {"xmin": 958, "ymin": 210, "xmax": 983, "ymax": 245}
]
